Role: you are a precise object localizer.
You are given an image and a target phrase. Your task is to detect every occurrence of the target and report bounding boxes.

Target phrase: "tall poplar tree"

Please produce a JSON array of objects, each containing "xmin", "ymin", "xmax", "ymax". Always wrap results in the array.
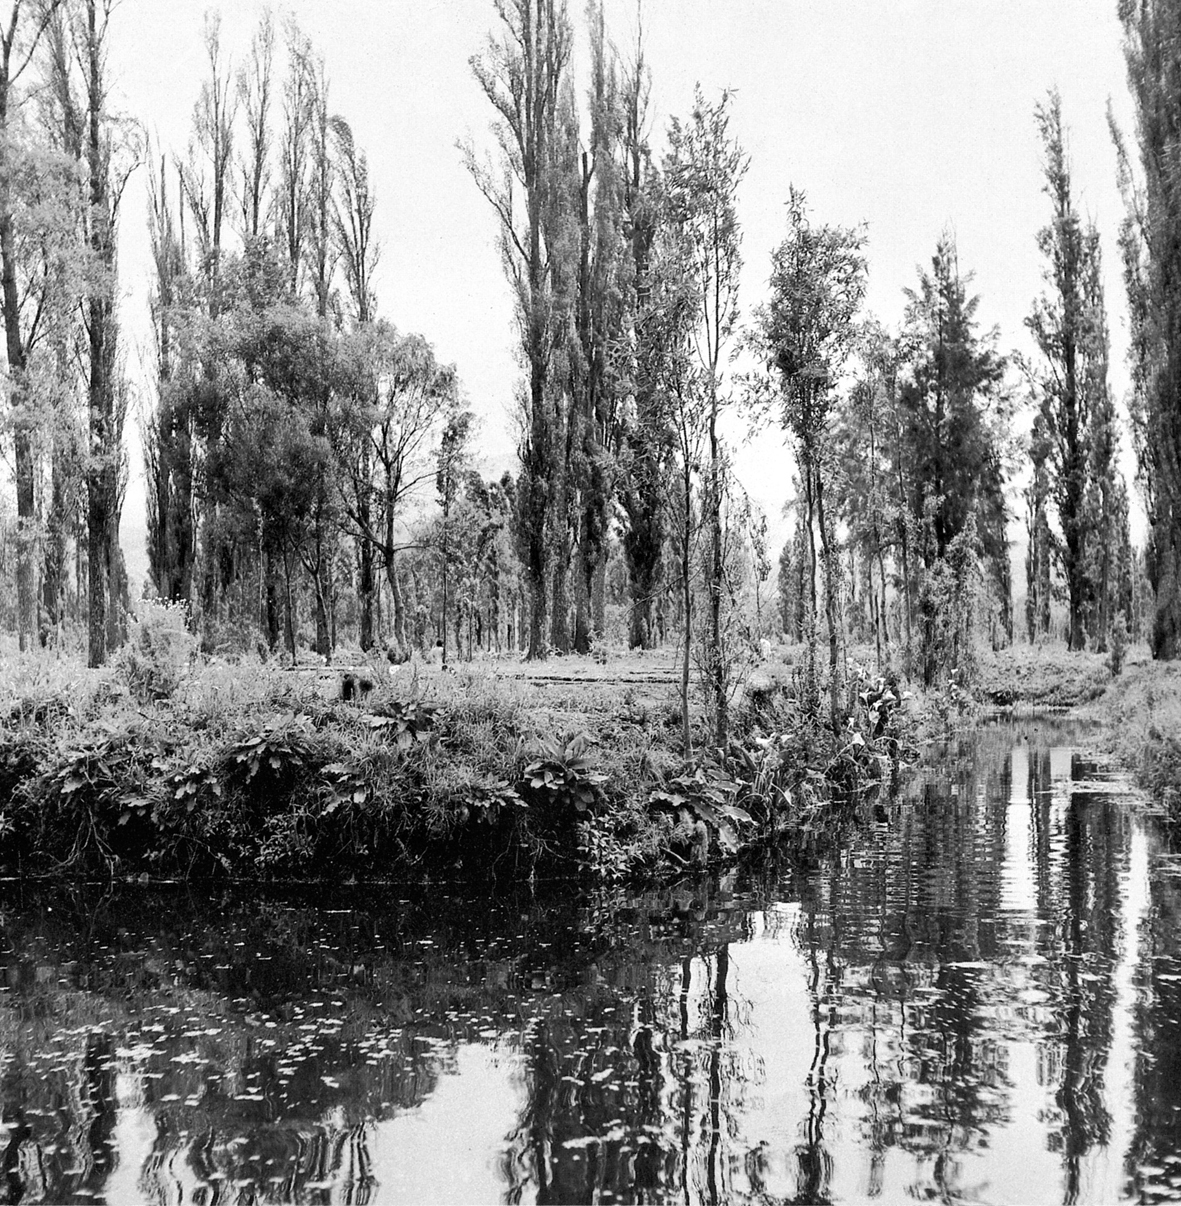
[
  {"xmin": 898, "ymin": 237, "xmax": 1011, "ymax": 683},
  {"xmin": 50, "ymin": 0, "xmax": 135, "ymax": 665},
  {"xmin": 437, "ymin": 407, "xmax": 473, "ymax": 669},
  {"xmin": 1116, "ymin": 0, "xmax": 1181, "ymax": 658},
  {"xmin": 664, "ymin": 85, "xmax": 747, "ymax": 745},
  {"xmin": 333, "ymin": 114, "xmax": 379, "ymax": 648},
  {"xmin": 618, "ymin": 29, "xmax": 668, "ymax": 650},
  {"xmin": 236, "ymin": 12, "xmax": 274, "ymax": 244},
  {"xmin": 144, "ymin": 154, "xmax": 194, "ymax": 608},
  {"xmin": 754, "ymin": 189, "xmax": 866, "ymax": 723},
  {"xmin": 465, "ymin": 0, "xmax": 574, "ymax": 659},
  {"xmin": 0, "ymin": 0, "xmax": 65, "ymax": 649},
  {"xmin": 1025, "ymin": 411, "xmax": 1053, "ymax": 643},
  {"xmin": 1082, "ymin": 248, "xmax": 1132, "ymax": 652},
  {"xmin": 1027, "ymin": 92, "xmax": 1110, "ymax": 651},
  {"xmin": 569, "ymin": 0, "xmax": 623, "ymax": 654},
  {"xmin": 835, "ymin": 324, "xmax": 900, "ymax": 668}
]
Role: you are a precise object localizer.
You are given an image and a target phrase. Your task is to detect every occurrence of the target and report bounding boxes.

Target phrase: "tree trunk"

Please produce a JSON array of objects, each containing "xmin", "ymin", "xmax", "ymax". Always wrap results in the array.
[
  {"xmin": 629, "ymin": 593, "xmax": 652, "ymax": 650},
  {"xmin": 1065, "ymin": 476, "xmax": 1086, "ymax": 650},
  {"xmin": 681, "ymin": 464, "xmax": 693, "ymax": 759},
  {"xmin": 528, "ymin": 581, "xmax": 544, "ymax": 660},
  {"xmin": 899, "ymin": 515, "xmax": 913, "ymax": 664},
  {"xmin": 876, "ymin": 545, "xmax": 891, "ymax": 653},
  {"xmin": 0, "ymin": 90, "xmax": 34, "ymax": 649},
  {"xmin": 549, "ymin": 451, "xmax": 571, "ymax": 653},
  {"xmin": 707, "ymin": 391, "xmax": 726, "ymax": 748},
  {"xmin": 42, "ymin": 447, "xmax": 69, "ymax": 641},
  {"xmin": 357, "ymin": 438, "xmax": 375, "ymax": 650},
  {"xmin": 87, "ymin": 465, "xmax": 109, "ymax": 668},
  {"xmin": 264, "ymin": 549, "xmax": 281, "ymax": 650},
  {"xmin": 14, "ymin": 419, "xmax": 35, "ymax": 651},
  {"xmin": 281, "ymin": 547, "xmax": 297, "ymax": 660},
  {"xmin": 591, "ymin": 556, "xmax": 606, "ymax": 640},
  {"xmin": 386, "ymin": 553, "xmax": 407, "ymax": 654},
  {"xmin": 801, "ymin": 450, "xmax": 820, "ymax": 710},
  {"xmin": 87, "ymin": 0, "xmax": 124, "ymax": 666},
  {"xmin": 358, "ymin": 538, "xmax": 375, "ymax": 651},
  {"xmin": 105, "ymin": 536, "xmax": 127, "ymax": 652},
  {"xmin": 815, "ymin": 470, "xmax": 842, "ymax": 731},
  {"xmin": 489, "ymin": 545, "xmax": 501, "ymax": 652},
  {"xmin": 573, "ymin": 537, "xmax": 592, "ymax": 654},
  {"xmin": 550, "ymin": 560, "xmax": 570, "ymax": 653},
  {"xmin": 313, "ymin": 561, "xmax": 331, "ymax": 660},
  {"xmin": 441, "ymin": 519, "xmax": 449, "ymax": 668},
  {"xmin": 1151, "ymin": 524, "xmax": 1181, "ymax": 660},
  {"xmin": 1094, "ymin": 498, "xmax": 1112, "ymax": 652}
]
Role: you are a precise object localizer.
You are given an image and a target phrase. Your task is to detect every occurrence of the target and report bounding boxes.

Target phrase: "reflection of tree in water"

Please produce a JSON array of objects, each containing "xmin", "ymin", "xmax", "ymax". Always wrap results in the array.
[
  {"xmin": 1028, "ymin": 747, "xmax": 1120, "ymax": 1204},
  {"xmin": 795, "ymin": 737, "xmax": 1019, "ymax": 1200},
  {"xmin": 1129, "ymin": 854, "xmax": 1181, "ymax": 1203},
  {"xmin": 500, "ymin": 882, "xmax": 755, "ymax": 1205},
  {"xmin": 0, "ymin": 1026, "xmax": 118, "ymax": 1205},
  {"xmin": 0, "ymin": 887, "xmax": 534, "ymax": 1204},
  {"xmin": 0, "ymin": 726, "xmax": 1162, "ymax": 1205},
  {"xmin": 78, "ymin": 1030, "xmax": 118, "ymax": 1187},
  {"xmin": 793, "ymin": 905, "xmax": 835, "ymax": 1205}
]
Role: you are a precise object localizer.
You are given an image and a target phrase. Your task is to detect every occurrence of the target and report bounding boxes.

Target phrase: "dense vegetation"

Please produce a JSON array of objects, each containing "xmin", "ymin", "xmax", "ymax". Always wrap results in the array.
[
  {"xmin": 0, "ymin": 605, "xmax": 910, "ymax": 881},
  {"xmin": 2, "ymin": 1, "xmax": 1181, "ymax": 860}
]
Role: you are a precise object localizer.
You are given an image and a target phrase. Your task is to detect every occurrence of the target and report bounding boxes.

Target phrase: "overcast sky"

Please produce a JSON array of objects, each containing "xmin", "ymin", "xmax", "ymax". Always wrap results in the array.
[{"xmin": 108, "ymin": 0, "xmax": 1140, "ymax": 586}]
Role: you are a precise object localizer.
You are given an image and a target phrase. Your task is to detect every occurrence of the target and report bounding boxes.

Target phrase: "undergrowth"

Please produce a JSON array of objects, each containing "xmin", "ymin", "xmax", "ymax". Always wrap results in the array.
[{"xmin": 0, "ymin": 643, "xmax": 913, "ymax": 884}]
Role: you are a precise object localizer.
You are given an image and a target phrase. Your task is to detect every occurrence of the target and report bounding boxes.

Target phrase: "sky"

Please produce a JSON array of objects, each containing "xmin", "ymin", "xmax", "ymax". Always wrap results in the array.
[{"xmin": 105, "ymin": 0, "xmax": 1140, "ymax": 591}]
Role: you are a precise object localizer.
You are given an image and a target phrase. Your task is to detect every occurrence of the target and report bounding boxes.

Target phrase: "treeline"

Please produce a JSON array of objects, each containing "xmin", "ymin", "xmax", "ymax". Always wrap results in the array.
[
  {"xmin": 458, "ymin": 0, "xmax": 1139, "ymax": 740},
  {"xmin": 1, "ymin": 0, "xmax": 132, "ymax": 667},
  {"xmin": 142, "ymin": 14, "xmax": 515, "ymax": 664},
  {"xmin": 3, "ymin": 0, "xmax": 1181, "ymax": 709}
]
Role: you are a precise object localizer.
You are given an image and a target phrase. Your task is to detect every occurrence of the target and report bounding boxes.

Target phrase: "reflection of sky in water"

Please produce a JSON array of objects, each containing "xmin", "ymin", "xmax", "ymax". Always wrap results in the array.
[
  {"xmin": 1002, "ymin": 742, "xmax": 1033, "ymax": 912},
  {"xmin": 88, "ymin": 1045, "xmax": 525, "ymax": 1204},
  {"xmin": 3, "ymin": 720, "xmax": 1181, "ymax": 1204},
  {"xmin": 369, "ymin": 1044, "xmax": 525, "ymax": 1204}
]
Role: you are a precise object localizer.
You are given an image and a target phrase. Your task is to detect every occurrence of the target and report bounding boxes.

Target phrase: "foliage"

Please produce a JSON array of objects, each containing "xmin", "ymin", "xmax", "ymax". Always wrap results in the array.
[
  {"xmin": 649, "ymin": 764, "xmax": 753, "ymax": 856},
  {"xmin": 115, "ymin": 600, "xmax": 196, "ymax": 701},
  {"xmin": 226, "ymin": 712, "xmax": 315, "ymax": 788},
  {"xmin": 1083, "ymin": 658, "xmax": 1181, "ymax": 812},
  {"xmin": 1027, "ymin": 91, "xmax": 1128, "ymax": 653},
  {"xmin": 664, "ymin": 84, "xmax": 749, "ymax": 748},
  {"xmin": 362, "ymin": 700, "xmax": 437, "ymax": 750},
  {"xmin": 1116, "ymin": 2, "xmax": 1181, "ymax": 659},
  {"xmin": 1109, "ymin": 610, "xmax": 1129, "ymax": 677},
  {"xmin": 752, "ymin": 188, "xmax": 867, "ymax": 724},
  {"xmin": 974, "ymin": 644, "xmax": 1114, "ymax": 708},
  {"xmin": 464, "ymin": 0, "xmax": 574, "ymax": 660},
  {"xmin": 899, "ymin": 242, "xmax": 1013, "ymax": 680},
  {"xmin": 0, "ymin": 636, "xmax": 937, "ymax": 886},
  {"xmin": 522, "ymin": 732, "xmax": 607, "ymax": 815}
]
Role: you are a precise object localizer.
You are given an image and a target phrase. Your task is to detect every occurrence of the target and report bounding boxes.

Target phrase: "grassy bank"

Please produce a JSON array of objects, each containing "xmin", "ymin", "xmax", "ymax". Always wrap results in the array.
[
  {"xmin": 0, "ymin": 628, "xmax": 909, "ymax": 885},
  {"xmin": 1079, "ymin": 658, "xmax": 1181, "ymax": 813},
  {"xmin": 972, "ymin": 643, "xmax": 1181, "ymax": 815},
  {"xmin": 974, "ymin": 645, "xmax": 1120, "ymax": 709}
]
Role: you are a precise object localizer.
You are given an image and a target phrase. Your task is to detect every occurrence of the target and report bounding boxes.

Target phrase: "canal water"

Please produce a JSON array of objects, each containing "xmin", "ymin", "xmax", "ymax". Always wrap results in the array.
[{"xmin": 2, "ymin": 718, "xmax": 1180, "ymax": 1205}]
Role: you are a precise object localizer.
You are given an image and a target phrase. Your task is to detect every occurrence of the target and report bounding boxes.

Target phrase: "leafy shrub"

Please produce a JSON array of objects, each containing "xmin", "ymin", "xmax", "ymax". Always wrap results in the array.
[
  {"xmin": 521, "ymin": 732, "xmax": 606, "ymax": 815},
  {"xmin": 363, "ymin": 700, "xmax": 437, "ymax": 750},
  {"xmin": 225, "ymin": 712, "xmax": 315, "ymax": 789},
  {"xmin": 25, "ymin": 721, "xmax": 162, "ymax": 872},
  {"xmin": 116, "ymin": 601, "xmax": 196, "ymax": 701},
  {"xmin": 649, "ymin": 764, "xmax": 754, "ymax": 857}
]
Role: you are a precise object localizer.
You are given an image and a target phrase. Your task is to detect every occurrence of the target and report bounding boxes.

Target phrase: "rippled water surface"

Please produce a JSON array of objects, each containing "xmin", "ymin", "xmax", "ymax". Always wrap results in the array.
[{"xmin": 3, "ymin": 719, "xmax": 1181, "ymax": 1204}]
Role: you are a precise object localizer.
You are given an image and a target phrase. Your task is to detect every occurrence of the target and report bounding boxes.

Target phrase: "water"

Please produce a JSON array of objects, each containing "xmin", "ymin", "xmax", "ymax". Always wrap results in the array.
[{"xmin": 2, "ymin": 718, "xmax": 1181, "ymax": 1205}]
